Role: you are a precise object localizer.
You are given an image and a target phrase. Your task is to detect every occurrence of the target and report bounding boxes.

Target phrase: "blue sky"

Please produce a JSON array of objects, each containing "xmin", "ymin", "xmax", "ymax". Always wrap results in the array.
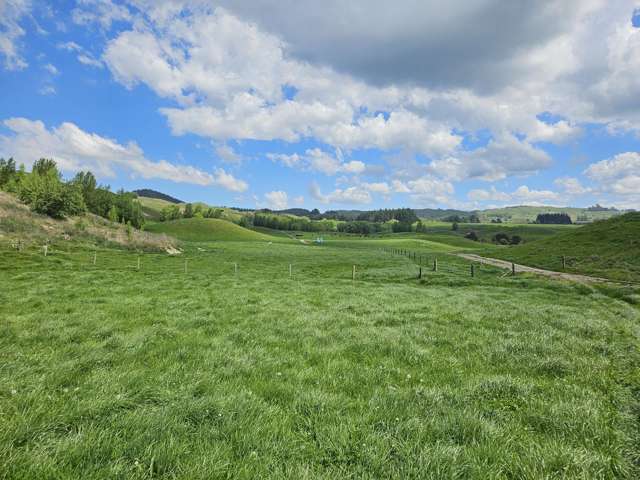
[{"xmin": 1, "ymin": 1, "xmax": 640, "ymax": 211}]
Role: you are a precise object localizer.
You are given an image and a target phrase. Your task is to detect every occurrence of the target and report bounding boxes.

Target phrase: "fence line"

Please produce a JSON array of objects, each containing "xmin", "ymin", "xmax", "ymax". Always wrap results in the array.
[{"xmin": 2, "ymin": 242, "xmax": 521, "ymax": 284}]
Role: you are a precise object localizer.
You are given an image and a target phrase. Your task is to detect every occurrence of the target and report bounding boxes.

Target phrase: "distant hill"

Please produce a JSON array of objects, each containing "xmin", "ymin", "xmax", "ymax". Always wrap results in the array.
[
  {"xmin": 477, "ymin": 205, "xmax": 626, "ymax": 223},
  {"xmin": 275, "ymin": 208, "xmax": 313, "ymax": 216},
  {"xmin": 134, "ymin": 189, "xmax": 183, "ymax": 204},
  {"xmin": 482, "ymin": 212, "xmax": 640, "ymax": 282},
  {"xmin": 145, "ymin": 217, "xmax": 276, "ymax": 242},
  {"xmin": 414, "ymin": 208, "xmax": 469, "ymax": 220},
  {"xmin": 133, "ymin": 188, "xmax": 629, "ymax": 225}
]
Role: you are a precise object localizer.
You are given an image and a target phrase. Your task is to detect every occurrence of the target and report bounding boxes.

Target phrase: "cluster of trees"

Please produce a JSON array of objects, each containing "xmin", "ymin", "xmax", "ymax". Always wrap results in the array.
[
  {"xmin": 415, "ymin": 220, "xmax": 429, "ymax": 233},
  {"xmin": 159, "ymin": 203, "xmax": 223, "ymax": 221},
  {"xmin": 587, "ymin": 204, "xmax": 617, "ymax": 212},
  {"xmin": 535, "ymin": 213, "xmax": 572, "ymax": 224},
  {"xmin": 247, "ymin": 210, "xmax": 432, "ymax": 235},
  {"xmin": 356, "ymin": 208, "xmax": 418, "ymax": 223},
  {"xmin": 443, "ymin": 213, "xmax": 480, "ymax": 223},
  {"xmin": 336, "ymin": 221, "xmax": 390, "ymax": 234},
  {"xmin": 0, "ymin": 158, "xmax": 144, "ymax": 227},
  {"xmin": 252, "ymin": 212, "xmax": 337, "ymax": 232}
]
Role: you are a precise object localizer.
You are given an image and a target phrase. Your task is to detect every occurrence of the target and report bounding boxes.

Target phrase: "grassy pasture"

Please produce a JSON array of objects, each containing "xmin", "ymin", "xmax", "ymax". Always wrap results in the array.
[
  {"xmin": 419, "ymin": 221, "xmax": 578, "ymax": 244},
  {"xmin": 1, "ymin": 235, "xmax": 639, "ymax": 478}
]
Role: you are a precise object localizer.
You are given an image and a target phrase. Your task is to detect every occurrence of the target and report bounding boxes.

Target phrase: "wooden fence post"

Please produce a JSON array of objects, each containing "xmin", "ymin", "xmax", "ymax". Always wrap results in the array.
[
  {"xmin": 43, "ymin": 245, "xmax": 48, "ymax": 257},
  {"xmin": 511, "ymin": 262, "xmax": 516, "ymax": 276},
  {"xmin": 352, "ymin": 265, "xmax": 356, "ymax": 281},
  {"xmin": 93, "ymin": 252, "xmax": 97, "ymax": 265},
  {"xmin": 471, "ymin": 264, "xmax": 475, "ymax": 277},
  {"xmin": 562, "ymin": 255, "xmax": 566, "ymax": 270},
  {"xmin": 433, "ymin": 258, "xmax": 438, "ymax": 272},
  {"xmin": 418, "ymin": 266, "xmax": 422, "ymax": 279}
]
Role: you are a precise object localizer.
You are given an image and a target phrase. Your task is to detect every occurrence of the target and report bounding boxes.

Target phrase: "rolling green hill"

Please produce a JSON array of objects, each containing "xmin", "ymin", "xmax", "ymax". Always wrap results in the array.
[
  {"xmin": 481, "ymin": 212, "xmax": 640, "ymax": 282},
  {"xmin": 478, "ymin": 205, "xmax": 624, "ymax": 223},
  {"xmin": 137, "ymin": 195, "xmax": 247, "ymax": 224},
  {"xmin": 145, "ymin": 218, "xmax": 276, "ymax": 242}
]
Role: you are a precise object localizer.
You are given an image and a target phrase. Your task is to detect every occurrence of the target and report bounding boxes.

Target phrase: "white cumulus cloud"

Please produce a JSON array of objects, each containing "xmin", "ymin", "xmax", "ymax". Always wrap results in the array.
[
  {"xmin": 0, "ymin": 117, "xmax": 217, "ymax": 187},
  {"xmin": 264, "ymin": 190, "xmax": 288, "ymax": 210}
]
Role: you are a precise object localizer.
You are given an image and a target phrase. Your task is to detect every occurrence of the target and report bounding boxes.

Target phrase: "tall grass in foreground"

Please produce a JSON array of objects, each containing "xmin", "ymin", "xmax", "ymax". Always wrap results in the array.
[{"xmin": 1, "ymin": 239, "xmax": 639, "ymax": 479}]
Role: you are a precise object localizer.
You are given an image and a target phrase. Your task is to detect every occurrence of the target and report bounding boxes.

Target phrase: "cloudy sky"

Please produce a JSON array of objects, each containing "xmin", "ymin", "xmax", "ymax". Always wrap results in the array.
[{"xmin": 1, "ymin": 0, "xmax": 640, "ymax": 211}]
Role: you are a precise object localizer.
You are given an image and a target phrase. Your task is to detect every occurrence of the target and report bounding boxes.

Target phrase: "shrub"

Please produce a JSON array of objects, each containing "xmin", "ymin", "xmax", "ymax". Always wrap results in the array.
[
  {"xmin": 493, "ymin": 232, "xmax": 510, "ymax": 245},
  {"xmin": 17, "ymin": 162, "xmax": 85, "ymax": 218},
  {"xmin": 465, "ymin": 231, "xmax": 479, "ymax": 241}
]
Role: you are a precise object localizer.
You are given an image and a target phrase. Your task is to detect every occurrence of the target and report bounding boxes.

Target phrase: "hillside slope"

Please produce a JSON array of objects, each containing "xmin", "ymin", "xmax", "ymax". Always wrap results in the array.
[
  {"xmin": 0, "ymin": 191, "xmax": 177, "ymax": 252},
  {"xmin": 145, "ymin": 218, "xmax": 276, "ymax": 242},
  {"xmin": 481, "ymin": 212, "xmax": 640, "ymax": 282},
  {"xmin": 137, "ymin": 196, "xmax": 175, "ymax": 220}
]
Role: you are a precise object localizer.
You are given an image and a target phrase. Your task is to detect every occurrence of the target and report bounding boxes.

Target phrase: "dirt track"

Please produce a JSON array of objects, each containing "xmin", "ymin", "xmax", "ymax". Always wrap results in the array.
[{"xmin": 454, "ymin": 253, "xmax": 609, "ymax": 284}]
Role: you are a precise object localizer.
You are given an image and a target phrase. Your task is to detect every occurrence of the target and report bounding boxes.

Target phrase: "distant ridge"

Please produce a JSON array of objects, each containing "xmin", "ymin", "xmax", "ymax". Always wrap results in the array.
[{"xmin": 134, "ymin": 189, "xmax": 183, "ymax": 204}]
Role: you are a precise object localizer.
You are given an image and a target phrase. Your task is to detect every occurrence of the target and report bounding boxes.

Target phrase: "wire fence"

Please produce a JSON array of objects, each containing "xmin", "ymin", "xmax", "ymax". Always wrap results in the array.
[{"xmin": 2, "ymin": 241, "xmax": 520, "ymax": 287}]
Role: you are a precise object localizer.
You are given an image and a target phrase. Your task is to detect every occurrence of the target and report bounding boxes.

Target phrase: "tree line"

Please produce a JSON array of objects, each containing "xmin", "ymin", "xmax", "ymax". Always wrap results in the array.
[
  {"xmin": 159, "ymin": 203, "xmax": 224, "ymax": 221},
  {"xmin": 535, "ymin": 213, "xmax": 572, "ymax": 224},
  {"xmin": 245, "ymin": 211, "xmax": 435, "ymax": 235},
  {"xmin": 0, "ymin": 157, "xmax": 144, "ymax": 228},
  {"xmin": 250, "ymin": 212, "xmax": 338, "ymax": 232}
]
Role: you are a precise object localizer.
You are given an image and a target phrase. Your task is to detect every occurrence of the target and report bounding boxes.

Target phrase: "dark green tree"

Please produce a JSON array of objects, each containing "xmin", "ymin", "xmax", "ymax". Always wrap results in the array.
[
  {"xmin": 0, "ymin": 158, "xmax": 16, "ymax": 187},
  {"xmin": 183, "ymin": 203, "xmax": 194, "ymax": 218}
]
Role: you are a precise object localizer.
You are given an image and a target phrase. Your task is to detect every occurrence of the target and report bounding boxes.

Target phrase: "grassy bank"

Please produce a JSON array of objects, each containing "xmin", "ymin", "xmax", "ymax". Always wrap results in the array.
[{"xmin": 481, "ymin": 212, "xmax": 640, "ymax": 283}]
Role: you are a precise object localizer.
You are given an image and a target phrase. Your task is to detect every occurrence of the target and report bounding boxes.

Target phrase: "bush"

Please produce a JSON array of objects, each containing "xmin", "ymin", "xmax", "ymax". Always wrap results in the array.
[
  {"xmin": 17, "ymin": 162, "xmax": 85, "ymax": 218},
  {"xmin": 465, "ymin": 231, "xmax": 479, "ymax": 241},
  {"xmin": 493, "ymin": 232, "xmax": 510, "ymax": 245}
]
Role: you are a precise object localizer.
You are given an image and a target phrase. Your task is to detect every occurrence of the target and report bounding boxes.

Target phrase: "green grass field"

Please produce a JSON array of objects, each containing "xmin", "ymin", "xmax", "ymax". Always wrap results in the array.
[
  {"xmin": 145, "ymin": 218, "xmax": 275, "ymax": 242},
  {"xmin": 482, "ymin": 212, "xmax": 640, "ymax": 283},
  {"xmin": 2, "ymin": 229, "xmax": 639, "ymax": 478}
]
